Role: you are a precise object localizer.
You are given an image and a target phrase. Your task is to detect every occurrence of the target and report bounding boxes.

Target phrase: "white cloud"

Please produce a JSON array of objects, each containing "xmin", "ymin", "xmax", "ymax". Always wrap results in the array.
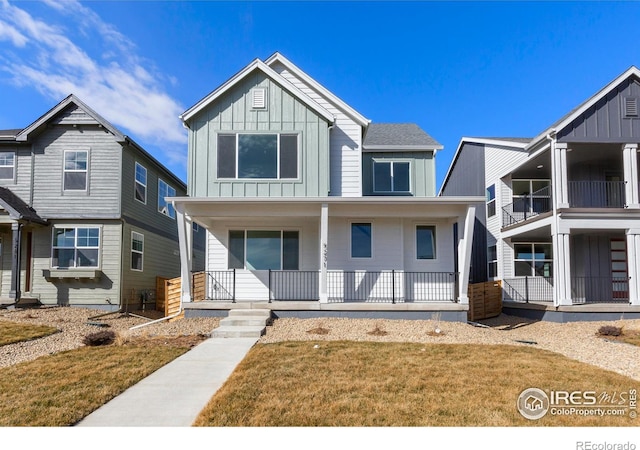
[{"xmin": 0, "ymin": 0, "xmax": 187, "ymax": 168}]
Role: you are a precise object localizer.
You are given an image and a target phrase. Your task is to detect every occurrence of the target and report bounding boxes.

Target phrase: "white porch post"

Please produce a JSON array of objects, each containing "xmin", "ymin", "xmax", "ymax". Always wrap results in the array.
[
  {"xmin": 553, "ymin": 143, "xmax": 570, "ymax": 208},
  {"xmin": 623, "ymin": 144, "xmax": 639, "ymax": 209},
  {"xmin": 174, "ymin": 202, "xmax": 193, "ymax": 303},
  {"xmin": 456, "ymin": 205, "xmax": 475, "ymax": 304},
  {"xmin": 319, "ymin": 203, "xmax": 329, "ymax": 303},
  {"xmin": 552, "ymin": 231, "xmax": 572, "ymax": 306},
  {"xmin": 626, "ymin": 230, "xmax": 640, "ymax": 305}
]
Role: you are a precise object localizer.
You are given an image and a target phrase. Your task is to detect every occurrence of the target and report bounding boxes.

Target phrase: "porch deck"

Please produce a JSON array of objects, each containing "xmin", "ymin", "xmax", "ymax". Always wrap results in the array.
[{"xmin": 503, "ymin": 300, "xmax": 640, "ymax": 323}]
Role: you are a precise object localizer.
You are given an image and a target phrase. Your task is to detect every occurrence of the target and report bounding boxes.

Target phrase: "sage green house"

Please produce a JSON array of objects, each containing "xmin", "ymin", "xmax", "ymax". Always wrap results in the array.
[{"xmin": 0, "ymin": 95, "xmax": 203, "ymax": 310}]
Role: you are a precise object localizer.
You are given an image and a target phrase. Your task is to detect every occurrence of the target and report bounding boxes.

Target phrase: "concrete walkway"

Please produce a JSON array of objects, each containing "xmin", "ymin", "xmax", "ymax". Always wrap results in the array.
[{"xmin": 76, "ymin": 337, "xmax": 258, "ymax": 427}]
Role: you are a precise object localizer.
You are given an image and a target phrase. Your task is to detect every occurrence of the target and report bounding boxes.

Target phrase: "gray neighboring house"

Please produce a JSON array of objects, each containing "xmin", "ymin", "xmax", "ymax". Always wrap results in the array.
[{"xmin": 0, "ymin": 94, "xmax": 204, "ymax": 311}]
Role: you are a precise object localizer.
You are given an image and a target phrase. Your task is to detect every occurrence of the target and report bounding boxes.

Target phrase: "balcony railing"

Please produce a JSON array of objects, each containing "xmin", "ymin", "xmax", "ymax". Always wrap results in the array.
[
  {"xmin": 502, "ymin": 277, "xmax": 554, "ymax": 303},
  {"xmin": 568, "ymin": 181, "xmax": 626, "ymax": 208},
  {"xmin": 571, "ymin": 276, "xmax": 630, "ymax": 304},
  {"xmin": 502, "ymin": 185, "xmax": 552, "ymax": 228}
]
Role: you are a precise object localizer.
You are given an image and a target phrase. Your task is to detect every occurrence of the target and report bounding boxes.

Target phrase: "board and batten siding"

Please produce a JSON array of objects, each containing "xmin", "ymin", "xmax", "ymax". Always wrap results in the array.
[
  {"xmin": 271, "ymin": 62, "xmax": 364, "ymax": 197},
  {"xmin": 188, "ymin": 70, "xmax": 330, "ymax": 198},
  {"xmin": 362, "ymin": 151, "xmax": 436, "ymax": 197}
]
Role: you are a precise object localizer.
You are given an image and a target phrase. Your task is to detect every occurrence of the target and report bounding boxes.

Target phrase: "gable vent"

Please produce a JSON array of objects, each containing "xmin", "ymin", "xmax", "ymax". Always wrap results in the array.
[
  {"xmin": 624, "ymin": 97, "xmax": 638, "ymax": 118},
  {"xmin": 252, "ymin": 88, "xmax": 267, "ymax": 109}
]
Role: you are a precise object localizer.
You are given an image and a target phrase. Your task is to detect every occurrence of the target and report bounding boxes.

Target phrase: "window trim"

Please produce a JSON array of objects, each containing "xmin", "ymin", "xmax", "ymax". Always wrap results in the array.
[
  {"xmin": 486, "ymin": 184, "xmax": 496, "ymax": 218},
  {"xmin": 217, "ymin": 132, "xmax": 300, "ymax": 181},
  {"xmin": 50, "ymin": 226, "xmax": 101, "ymax": 269},
  {"xmin": 63, "ymin": 149, "xmax": 89, "ymax": 192},
  {"xmin": 134, "ymin": 162, "xmax": 147, "ymax": 205},
  {"xmin": 350, "ymin": 221, "xmax": 373, "ymax": 259},
  {"xmin": 227, "ymin": 228, "xmax": 300, "ymax": 270},
  {"xmin": 415, "ymin": 224, "xmax": 437, "ymax": 260},
  {"xmin": 372, "ymin": 159, "xmax": 412, "ymax": 194},
  {"xmin": 0, "ymin": 151, "xmax": 16, "ymax": 181},
  {"xmin": 488, "ymin": 244, "xmax": 498, "ymax": 278},
  {"xmin": 158, "ymin": 178, "xmax": 176, "ymax": 219},
  {"xmin": 131, "ymin": 231, "xmax": 144, "ymax": 272},
  {"xmin": 513, "ymin": 242, "xmax": 553, "ymax": 277}
]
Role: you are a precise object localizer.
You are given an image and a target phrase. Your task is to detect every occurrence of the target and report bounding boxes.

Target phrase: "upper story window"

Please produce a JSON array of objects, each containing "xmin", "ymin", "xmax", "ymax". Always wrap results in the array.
[
  {"xmin": 131, "ymin": 231, "xmax": 144, "ymax": 271},
  {"xmin": 373, "ymin": 161, "xmax": 410, "ymax": 193},
  {"xmin": 51, "ymin": 227, "xmax": 100, "ymax": 268},
  {"xmin": 64, "ymin": 150, "xmax": 88, "ymax": 191},
  {"xmin": 488, "ymin": 245, "xmax": 498, "ymax": 278},
  {"xmin": 0, "ymin": 152, "xmax": 15, "ymax": 180},
  {"xmin": 217, "ymin": 133, "xmax": 298, "ymax": 180},
  {"xmin": 512, "ymin": 180, "xmax": 551, "ymax": 214},
  {"xmin": 135, "ymin": 162, "xmax": 147, "ymax": 204},
  {"xmin": 486, "ymin": 185, "xmax": 496, "ymax": 217},
  {"xmin": 158, "ymin": 179, "xmax": 176, "ymax": 218}
]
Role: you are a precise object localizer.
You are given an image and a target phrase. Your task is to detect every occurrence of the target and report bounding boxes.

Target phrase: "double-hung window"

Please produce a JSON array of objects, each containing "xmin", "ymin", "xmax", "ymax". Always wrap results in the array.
[
  {"xmin": 486, "ymin": 185, "xmax": 496, "ymax": 217},
  {"xmin": 0, "ymin": 152, "xmax": 15, "ymax": 180},
  {"xmin": 158, "ymin": 179, "xmax": 176, "ymax": 218},
  {"xmin": 217, "ymin": 133, "xmax": 298, "ymax": 179},
  {"xmin": 131, "ymin": 232, "xmax": 144, "ymax": 271},
  {"xmin": 514, "ymin": 243, "xmax": 553, "ymax": 277},
  {"xmin": 64, "ymin": 150, "xmax": 88, "ymax": 191},
  {"xmin": 228, "ymin": 230, "xmax": 299, "ymax": 270},
  {"xmin": 52, "ymin": 227, "xmax": 100, "ymax": 268},
  {"xmin": 416, "ymin": 225, "xmax": 436, "ymax": 260},
  {"xmin": 373, "ymin": 161, "xmax": 410, "ymax": 193},
  {"xmin": 135, "ymin": 163, "xmax": 147, "ymax": 204},
  {"xmin": 488, "ymin": 245, "xmax": 498, "ymax": 278}
]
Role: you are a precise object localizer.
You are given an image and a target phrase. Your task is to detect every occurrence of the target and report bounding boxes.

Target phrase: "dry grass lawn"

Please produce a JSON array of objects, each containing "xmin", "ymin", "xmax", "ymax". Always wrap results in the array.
[
  {"xmin": 0, "ymin": 320, "xmax": 58, "ymax": 346},
  {"xmin": 194, "ymin": 341, "xmax": 639, "ymax": 427}
]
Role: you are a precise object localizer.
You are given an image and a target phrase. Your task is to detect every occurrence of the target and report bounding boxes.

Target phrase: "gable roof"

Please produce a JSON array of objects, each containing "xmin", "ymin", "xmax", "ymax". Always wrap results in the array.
[
  {"xmin": 363, "ymin": 123, "xmax": 442, "ymax": 151},
  {"xmin": 527, "ymin": 66, "xmax": 640, "ymax": 150},
  {"xmin": 265, "ymin": 52, "xmax": 371, "ymax": 128},
  {"xmin": 0, "ymin": 187, "xmax": 46, "ymax": 224},
  {"xmin": 180, "ymin": 58, "xmax": 335, "ymax": 124}
]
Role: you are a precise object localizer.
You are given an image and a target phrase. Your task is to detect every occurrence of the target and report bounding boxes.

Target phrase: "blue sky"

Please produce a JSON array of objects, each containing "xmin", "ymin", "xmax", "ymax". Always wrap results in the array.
[{"xmin": 1, "ymin": 1, "xmax": 640, "ymax": 191}]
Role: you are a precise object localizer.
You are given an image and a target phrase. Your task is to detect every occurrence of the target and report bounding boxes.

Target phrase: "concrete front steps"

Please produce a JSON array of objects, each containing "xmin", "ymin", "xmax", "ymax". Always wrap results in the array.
[{"xmin": 212, "ymin": 309, "xmax": 272, "ymax": 338}]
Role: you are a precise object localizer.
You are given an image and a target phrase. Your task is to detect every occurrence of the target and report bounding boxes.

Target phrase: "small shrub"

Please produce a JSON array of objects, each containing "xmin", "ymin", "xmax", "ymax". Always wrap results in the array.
[
  {"xmin": 306, "ymin": 324, "xmax": 329, "ymax": 335},
  {"xmin": 597, "ymin": 325, "xmax": 623, "ymax": 337},
  {"xmin": 367, "ymin": 324, "xmax": 388, "ymax": 336},
  {"xmin": 83, "ymin": 330, "xmax": 117, "ymax": 346}
]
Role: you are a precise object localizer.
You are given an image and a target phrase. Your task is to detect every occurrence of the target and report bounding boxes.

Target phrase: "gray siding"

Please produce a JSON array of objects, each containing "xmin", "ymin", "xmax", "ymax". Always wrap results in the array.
[
  {"xmin": 362, "ymin": 151, "xmax": 435, "ymax": 197},
  {"xmin": 559, "ymin": 77, "xmax": 640, "ymax": 142},
  {"xmin": 188, "ymin": 69, "xmax": 331, "ymax": 198},
  {"xmin": 0, "ymin": 145, "xmax": 33, "ymax": 205}
]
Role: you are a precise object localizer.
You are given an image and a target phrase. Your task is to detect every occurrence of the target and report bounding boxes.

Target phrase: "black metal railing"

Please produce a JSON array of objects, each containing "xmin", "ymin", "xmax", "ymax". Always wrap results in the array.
[
  {"xmin": 502, "ymin": 185, "xmax": 552, "ymax": 227},
  {"xmin": 571, "ymin": 276, "xmax": 630, "ymax": 303},
  {"xmin": 269, "ymin": 270, "xmax": 319, "ymax": 301},
  {"xmin": 502, "ymin": 277, "xmax": 554, "ymax": 303},
  {"xmin": 568, "ymin": 181, "xmax": 626, "ymax": 208},
  {"xmin": 203, "ymin": 270, "xmax": 235, "ymax": 301}
]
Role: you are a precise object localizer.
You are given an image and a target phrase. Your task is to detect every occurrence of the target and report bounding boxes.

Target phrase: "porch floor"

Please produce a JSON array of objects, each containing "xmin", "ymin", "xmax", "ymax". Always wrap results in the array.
[{"xmin": 503, "ymin": 300, "xmax": 640, "ymax": 322}]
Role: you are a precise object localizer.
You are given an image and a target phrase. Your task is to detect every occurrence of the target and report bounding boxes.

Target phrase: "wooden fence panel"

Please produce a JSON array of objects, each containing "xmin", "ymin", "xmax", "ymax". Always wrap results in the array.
[
  {"xmin": 192, "ymin": 272, "xmax": 206, "ymax": 302},
  {"xmin": 165, "ymin": 276, "xmax": 183, "ymax": 320},
  {"xmin": 156, "ymin": 277, "xmax": 168, "ymax": 312},
  {"xmin": 468, "ymin": 280, "xmax": 502, "ymax": 322}
]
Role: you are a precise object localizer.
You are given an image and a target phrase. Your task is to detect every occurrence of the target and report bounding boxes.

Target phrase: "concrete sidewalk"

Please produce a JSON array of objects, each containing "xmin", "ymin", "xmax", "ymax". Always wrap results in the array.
[{"xmin": 76, "ymin": 337, "xmax": 258, "ymax": 427}]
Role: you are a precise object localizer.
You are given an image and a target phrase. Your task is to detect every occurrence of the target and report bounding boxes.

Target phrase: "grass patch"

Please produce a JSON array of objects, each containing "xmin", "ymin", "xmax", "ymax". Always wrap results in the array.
[
  {"xmin": 0, "ymin": 336, "xmax": 202, "ymax": 426},
  {"xmin": 0, "ymin": 320, "xmax": 59, "ymax": 346},
  {"xmin": 194, "ymin": 341, "xmax": 638, "ymax": 427},
  {"xmin": 596, "ymin": 325, "xmax": 640, "ymax": 347}
]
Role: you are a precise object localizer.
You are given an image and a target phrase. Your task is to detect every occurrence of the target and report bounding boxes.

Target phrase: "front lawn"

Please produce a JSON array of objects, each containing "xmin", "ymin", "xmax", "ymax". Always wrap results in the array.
[{"xmin": 0, "ymin": 320, "xmax": 59, "ymax": 346}]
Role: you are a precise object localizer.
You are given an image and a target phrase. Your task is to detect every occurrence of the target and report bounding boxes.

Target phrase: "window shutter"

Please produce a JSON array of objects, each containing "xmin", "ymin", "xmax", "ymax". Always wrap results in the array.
[{"xmin": 624, "ymin": 97, "xmax": 638, "ymax": 117}]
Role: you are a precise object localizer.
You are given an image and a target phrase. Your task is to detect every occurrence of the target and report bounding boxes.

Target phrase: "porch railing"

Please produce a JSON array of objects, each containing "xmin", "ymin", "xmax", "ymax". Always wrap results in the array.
[
  {"xmin": 568, "ymin": 181, "xmax": 626, "ymax": 208},
  {"xmin": 269, "ymin": 270, "xmax": 319, "ymax": 301},
  {"xmin": 571, "ymin": 276, "xmax": 630, "ymax": 304},
  {"xmin": 502, "ymin": 277, "xmax": 554, "ymax": 303},
  {"xmin": 502, "ymin": 185, "xmax": 552, "ymax": 228},
  {"xmin": 199, "ymin": 270, "xmax": 235, "ymax": 301}
]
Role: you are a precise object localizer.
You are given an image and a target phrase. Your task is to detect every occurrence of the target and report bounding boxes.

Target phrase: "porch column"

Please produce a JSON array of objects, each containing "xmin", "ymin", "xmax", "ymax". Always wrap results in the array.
[
  {"xmin": 456, "ymin": 205, "xmax": 475, "ymax": 304},
  {"xmin": 319, "ymin": 203, "xmax": 328, "ymax": 303},
  {"xmin": 553, "ymin": 143, "xmax": 570, "ymax": 208},
  {"xmin": 174, "ymin": 202, "xmax": 193, "ymax": 304},
  {"xmin": 9, "ymin": 222, "xmax": 22, "ymax": 301},
  {"xmin": 626, "ymin": 230, "xmax": 640, "ymax": 305},
  {"xmin": 552, "ymin": 231, "xmax": 572, "ymax": 306},
  {"xmin": 623, "ymin": 144, "xmax": 639, "ymax": 208}
]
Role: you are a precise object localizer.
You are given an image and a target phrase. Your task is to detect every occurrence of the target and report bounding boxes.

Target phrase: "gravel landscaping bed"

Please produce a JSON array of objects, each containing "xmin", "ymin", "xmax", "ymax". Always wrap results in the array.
[{"xmin": 2, "ymin": 306, "xmax": 640, "ymax": 382}]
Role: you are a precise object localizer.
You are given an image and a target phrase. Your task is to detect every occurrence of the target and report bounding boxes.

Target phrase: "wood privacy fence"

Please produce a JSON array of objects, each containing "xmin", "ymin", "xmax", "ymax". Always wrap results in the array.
[
  {"xmin": 159, "ymin": 272, "xmax": 206, "ymax": 318},
  {"xmin": 468, "ymin": 280, "xmax": 502, "ymax": 322}
]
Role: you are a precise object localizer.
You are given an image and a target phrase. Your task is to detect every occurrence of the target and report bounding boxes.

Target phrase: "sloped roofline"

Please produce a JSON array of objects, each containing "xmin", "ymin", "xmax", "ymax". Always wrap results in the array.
[
  {"xmin": 526, "ymin": 65, "xmax": 640, "ymax": 150},
  {"xmin": 438, "ymin": 137, "xmax": 529, "ymax": 196},
  {"xmin": 265, "ymin": 52, "xmax": 371, "ymax": 127},
  {"xmin": 14, "ymin": 94, "xmax": 185, "ymax": 189},
  {"xmin": 180, "ymin": 58, "xmax": 335, "ymax": 125}
]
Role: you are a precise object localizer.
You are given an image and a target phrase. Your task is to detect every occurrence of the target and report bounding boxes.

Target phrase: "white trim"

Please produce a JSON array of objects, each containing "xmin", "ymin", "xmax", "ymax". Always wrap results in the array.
[
  {"xmin": 50, "ymin": 225, "xmax": 102, "ymax": 269},
  {"xmin": 414, "ymin": 224, "xmax": 437, "ymax": 260},
  {"xmin": 131, "ymin": 231, "xmax": 144, "ymax": 272},
  {"xmin": 63, "ymin": 149, "xmax": 89, "ymax": 192},
  {"xmin": 349, "ymin": 221, "xmax": 373, "ymax": 260},
  {"xmin": 372, "ymin": 159, "xmax": 412, "ymax": 194},
  {"xmin": 158, "ymin": 178, "xmax": 176, "ymax": 218},
  {"xmin": 227, "ymin": 228, "xmax": 301, "ymax": 270},
  {"xmin": 134, "ymin": 162, "xmax": 147, "ymax": 205}
]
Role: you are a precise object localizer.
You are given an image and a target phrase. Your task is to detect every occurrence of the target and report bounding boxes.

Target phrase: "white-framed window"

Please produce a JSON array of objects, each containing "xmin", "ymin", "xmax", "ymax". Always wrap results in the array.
[
  {"xmin": 192, "ymin": 222, "xmax": 199, "ymax": 232},
  {"xmin": 351, "ymin": 222, "xmax": 372, "ymax": 258},
  {"xmin": 135, "ymin": 162, "xmax": 147, "ymax": 204},
  {"xmin": 486, "ymin": 184, "xmax": 496, "ymax": 217},
  {"xmin": 488, "ymin": 245, "xmax": 498, "ymax": 278},
  {"xmin": 217, "ymin": 133, "xmax": 298, "ymax": 179},
  {"xmin": 252, "ymin": 88, "xmax": 267, "ymax": 109},
  {"xmin": 512, "ymin": 179, "xmax": 551, "ymax": 214},
  {"xmin": 513, "ymin": 243, "xmax": 553, "ymax": 277},
  {"xmin": 51, "ymin": 227, "xmax": 100, "ymax": 268},
  {"xmin": 0, "ymin": 152, "xmax": 15, "ymax": 180},
  {"xmin": 373, "ymin": 160, "xmax": 411, "ymax": 193},
  {"xmin": 131, "ymin": 231, "xmax": 144, "ymax": 271},
  {"xmin": 416, "ymin": 225, "xmax": 436, "ymax": 260},
  {"xmin": 228, "ymin": 230, "xmax": 299, "ymax": 270},
  {"xmin": 63, "ymin": 150, "xmax": 88, "ymax": 191},
  {"xmin": 158, "ymin": 179, "xmax": 176, "ymax": 218}
]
